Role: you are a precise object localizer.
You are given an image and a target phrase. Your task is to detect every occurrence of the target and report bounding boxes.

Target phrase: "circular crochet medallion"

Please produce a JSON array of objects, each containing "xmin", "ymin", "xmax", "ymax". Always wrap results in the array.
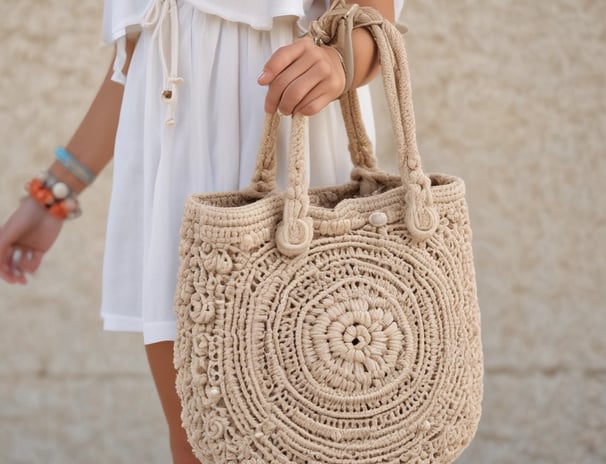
[
  {"xmin": 275, "ymin": 259, "xmax": 418, "ymax": 403},
  {"xmin": 231, "ymin": 239, "xmax": 451, "ymax": 462},
  {"xmin": 175, "ymin": 230, "xmax": 481, "ymax": 463}
]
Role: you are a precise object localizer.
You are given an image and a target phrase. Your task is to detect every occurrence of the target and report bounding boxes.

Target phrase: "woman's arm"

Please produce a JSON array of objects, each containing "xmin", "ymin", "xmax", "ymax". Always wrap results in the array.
[
  {"xmin": 0, "ymin": 36, "xmax": 139, "ymax": 284},
  {"xmin": 258, "ymin": 0, "xmax": 394, "ymax": 116},
  {"xmin": 349, "ymin": 0, "xmax": 395, "ymax": 86},
  {"xmin": 50, "ymin": 36, "xmax": 139, "ymax": 193}
]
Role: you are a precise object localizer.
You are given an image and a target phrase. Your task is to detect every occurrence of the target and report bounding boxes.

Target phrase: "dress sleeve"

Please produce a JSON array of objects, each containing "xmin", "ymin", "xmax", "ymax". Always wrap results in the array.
[{"xmin": 102, "ymin": 0, "xmax": 151, "ymax": 84}]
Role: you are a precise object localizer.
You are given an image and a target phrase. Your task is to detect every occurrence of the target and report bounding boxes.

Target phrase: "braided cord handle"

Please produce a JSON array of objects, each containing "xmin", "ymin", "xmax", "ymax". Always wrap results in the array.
[
  {"xmin": 354, "ymin": 6, "xmax": 439, "ymax": 240},
  {"xmin": 245, "ymin": 1, "xmax": 439, "ymax": 256}
]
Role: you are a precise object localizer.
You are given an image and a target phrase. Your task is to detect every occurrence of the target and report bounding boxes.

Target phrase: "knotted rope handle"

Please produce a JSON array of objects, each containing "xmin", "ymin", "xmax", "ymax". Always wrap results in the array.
[{"xmin": 245, "ymin": 1, "xmax": 439, "ymax": 257}]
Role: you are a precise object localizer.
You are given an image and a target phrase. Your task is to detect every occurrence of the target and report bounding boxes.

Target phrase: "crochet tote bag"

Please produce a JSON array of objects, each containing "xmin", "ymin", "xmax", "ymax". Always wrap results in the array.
[{"xmin": 174, "ymin": 4, "xmax": 483, "ymax": 463}]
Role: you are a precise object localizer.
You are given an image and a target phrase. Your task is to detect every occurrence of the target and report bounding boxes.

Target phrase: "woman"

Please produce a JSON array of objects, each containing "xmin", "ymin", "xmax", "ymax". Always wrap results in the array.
[{"xmin": 0, "ymin": 0, "xmax": 400, "ymax": 461}]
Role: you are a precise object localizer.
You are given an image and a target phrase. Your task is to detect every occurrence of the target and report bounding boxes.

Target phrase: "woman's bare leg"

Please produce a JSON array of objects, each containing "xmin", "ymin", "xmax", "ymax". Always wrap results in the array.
[{"xmin": 145, "ymin": 341, "xmax": 200, "ymax": 464}]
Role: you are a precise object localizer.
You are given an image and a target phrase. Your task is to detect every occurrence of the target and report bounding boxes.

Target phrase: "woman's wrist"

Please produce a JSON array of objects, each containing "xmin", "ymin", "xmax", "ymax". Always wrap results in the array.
[
  {"xmin": 47, "ymin": 146, "xmax": 98, "ymax": 194},
  {"xmin": 322, "ymin": 44, "xmax": 347, "ymax": 97},
  {"xmin": 54, "ymin": 147, "xmax": 96, "ymax": 185},
  {"xmin": 308, "ymin": 1, "xmax": 394, "ymax": 93},
  {"xmin": 48, "ymin": 160, "xmax": 89, "ymax": 195},
  {"xmin": 350, "ymin": 27, "xmax": 381, "ymax": 88},
  {"xmin": 25, "ymin": 171, "xmax": 81, "ymax": 220}
]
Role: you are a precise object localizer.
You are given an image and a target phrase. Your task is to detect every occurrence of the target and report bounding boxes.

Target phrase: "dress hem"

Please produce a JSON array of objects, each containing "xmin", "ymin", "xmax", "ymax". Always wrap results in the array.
[{"xmin": 102, "ymin": 315, "xmax": 177, "ymax": 344}]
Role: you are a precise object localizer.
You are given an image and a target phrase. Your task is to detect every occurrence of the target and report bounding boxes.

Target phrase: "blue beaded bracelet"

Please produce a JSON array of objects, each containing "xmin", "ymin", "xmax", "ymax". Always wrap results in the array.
[{"xmin": 55, "ymin": 147, "xmax": 95, "ymax": 185}]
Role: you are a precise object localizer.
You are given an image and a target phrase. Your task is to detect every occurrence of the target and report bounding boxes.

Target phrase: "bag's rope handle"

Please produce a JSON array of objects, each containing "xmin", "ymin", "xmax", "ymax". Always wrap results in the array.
[
  {"xmin": 243, "ymin": 3, "xmax": 378, "ymax": 199},
  {"xmin": 360, "ymin": 7, "xmax": 439, "ymax": 241},
  {"xmin": 242, "ymin": 90, "xmax": 380, "ymax": 201},
  {"xmin": 246, "ymin": 1, "xmax": 439, "ymax": 256},
  {"xmin": 242, "ymin": 112, "xmax": 281, "ymax": 199}
]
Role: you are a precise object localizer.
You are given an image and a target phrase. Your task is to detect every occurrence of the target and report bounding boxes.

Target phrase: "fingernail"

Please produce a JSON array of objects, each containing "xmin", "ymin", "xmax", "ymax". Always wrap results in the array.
[
  {"xmin": 257, "ymin": 70, "xmax": 267, "ymax": 82},
  {"xmin": 12, "ymin": 248, "xmax": 22, "ymax": 264}
]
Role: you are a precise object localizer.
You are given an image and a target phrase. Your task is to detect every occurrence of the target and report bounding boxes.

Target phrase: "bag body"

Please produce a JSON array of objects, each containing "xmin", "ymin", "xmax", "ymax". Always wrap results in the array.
[{"xmin": 174, "ymin": 3, "xmax": 483, "ymax": 463}]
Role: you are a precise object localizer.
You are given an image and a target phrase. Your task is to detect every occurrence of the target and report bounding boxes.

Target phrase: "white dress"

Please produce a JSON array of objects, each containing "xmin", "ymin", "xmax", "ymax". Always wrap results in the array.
[{"xmin": 100, "ymin": 0, "xmax": 404, "ymax": 344}]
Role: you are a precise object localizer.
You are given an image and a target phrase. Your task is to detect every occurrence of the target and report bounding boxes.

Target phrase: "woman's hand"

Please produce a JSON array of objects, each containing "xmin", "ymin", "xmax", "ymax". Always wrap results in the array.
[
  {"xmin": 258, "ymin": 0, "xmax": 394, "ymax": 117},
  {"xmin": 0, "ymin": 198, "xmax": 63, "ymax": 284},
  {"xmin": 258, "ymin": 37, "xmax": 346, "ymax": 116}
]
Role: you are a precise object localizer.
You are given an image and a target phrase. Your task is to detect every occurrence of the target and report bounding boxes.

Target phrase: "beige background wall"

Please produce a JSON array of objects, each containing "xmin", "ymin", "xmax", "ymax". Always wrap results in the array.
[{"xmin": 1, "ymin": 1, "xmax": 604, "ymax": 463}]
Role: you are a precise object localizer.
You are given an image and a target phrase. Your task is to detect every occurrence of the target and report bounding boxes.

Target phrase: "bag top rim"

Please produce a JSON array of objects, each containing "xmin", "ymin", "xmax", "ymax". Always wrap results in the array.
[{"xmin": 182, "ymin": 173, "xmax": 466, "ymax": 230}]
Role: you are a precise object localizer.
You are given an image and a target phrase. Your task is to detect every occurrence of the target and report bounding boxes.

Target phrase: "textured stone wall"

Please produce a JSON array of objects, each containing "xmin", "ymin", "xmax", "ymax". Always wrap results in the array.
[{"xmin": 1, "ymin": 1, "xmax": 604, "ymax": 463}]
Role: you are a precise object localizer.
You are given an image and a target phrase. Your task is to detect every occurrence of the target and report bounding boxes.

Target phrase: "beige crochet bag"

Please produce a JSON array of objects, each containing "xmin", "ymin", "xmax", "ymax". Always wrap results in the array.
[{"xmin": 174, "ymin": 3, "xmax": 483, "ymax": 463}]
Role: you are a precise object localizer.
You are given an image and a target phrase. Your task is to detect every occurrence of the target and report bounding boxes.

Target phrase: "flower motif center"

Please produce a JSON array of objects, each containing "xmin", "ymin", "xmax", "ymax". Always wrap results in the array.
[
  {"xmin": 343, "ymin": 324, "xmax": 371, "ymax": 349},
  {"xmin": 307, "ymin": 295, "xmax": 405, "ymax": 391}
]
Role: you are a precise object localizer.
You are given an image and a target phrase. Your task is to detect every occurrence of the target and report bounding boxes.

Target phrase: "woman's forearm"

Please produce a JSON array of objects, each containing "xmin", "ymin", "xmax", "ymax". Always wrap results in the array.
[
  {"xmin": 350, "ymin": 0, "xmax": 395, "ymax": 88},
  {"xmin": 49, "ymin": 36, "xmax": 139, "ymax": 194}
]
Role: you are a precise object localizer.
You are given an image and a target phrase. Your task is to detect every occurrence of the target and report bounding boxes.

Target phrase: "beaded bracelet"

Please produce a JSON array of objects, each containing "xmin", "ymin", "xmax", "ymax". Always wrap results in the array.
[
  {"xmin": 26, "ymin": 171, "xmax": 81, "ymax": 220},
  {"xmin": 55, "ymin": 147, "xmax": 95, "ymax": 186}
]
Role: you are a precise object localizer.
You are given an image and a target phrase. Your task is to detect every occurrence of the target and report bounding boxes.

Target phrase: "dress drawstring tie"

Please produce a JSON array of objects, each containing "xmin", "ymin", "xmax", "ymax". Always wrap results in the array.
[{"xmin": 143, "ymin": 0, "xmax": 184, "ymax": 127}]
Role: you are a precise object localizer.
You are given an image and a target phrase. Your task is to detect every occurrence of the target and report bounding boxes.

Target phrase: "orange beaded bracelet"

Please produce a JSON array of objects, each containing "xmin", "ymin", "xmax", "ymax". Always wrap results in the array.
[{"xmin": 26, "ymin": 172, "xmax": 81, "ymax": 220}]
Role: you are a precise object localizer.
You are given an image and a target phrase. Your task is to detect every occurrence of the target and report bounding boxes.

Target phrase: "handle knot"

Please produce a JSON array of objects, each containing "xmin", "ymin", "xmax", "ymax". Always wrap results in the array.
[
  {"xmin": 276, "ymin": 217, "xmax": 314, "ymax": 257},
  {"xmin": 405, "ymin": 184, "xmax": 438, "ymax": 240}
]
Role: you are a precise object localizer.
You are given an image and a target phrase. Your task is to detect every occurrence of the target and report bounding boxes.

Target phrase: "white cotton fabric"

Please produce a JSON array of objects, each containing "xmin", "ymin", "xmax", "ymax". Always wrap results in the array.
[
  {"xmin": 103, "ymin": 0, "xmax": 405, "ymax": 41},
  {"xmin": 100, "ymin": 0, "xmax": 404, "ymax": 344},
  {"xmin": 102, "ymin": 0, "xmax": 316, "ymax": 41}
]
